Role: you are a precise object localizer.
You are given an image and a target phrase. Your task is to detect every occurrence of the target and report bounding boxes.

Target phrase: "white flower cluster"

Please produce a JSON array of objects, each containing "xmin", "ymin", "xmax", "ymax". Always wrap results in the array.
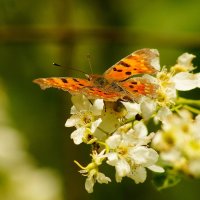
[
  {"xmin": 65, "ymin": 51, "xmax": 200, "ymax": 193},
  {"xmin": 154, "ymin": 52, "xmax": 199, "ymax": 107},
  {"xmin": 152, "ymin": 110, "xmax": 200, "ymax": 178},
  {"xmin": 66, "ymin": 95, "xmax": 164, "ymax": 193}
]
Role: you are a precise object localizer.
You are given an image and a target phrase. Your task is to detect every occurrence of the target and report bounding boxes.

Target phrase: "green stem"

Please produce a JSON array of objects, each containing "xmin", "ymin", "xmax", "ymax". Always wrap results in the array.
[
  {"xmin": 97, "ymin": 141, "xmax": 109, "ymax": 154},
  {"xmin": 182, "ymin": 105, "xmax": 200, "ymax": 114},
  {"xmin": 123, "ymin": 117, "xmax": 135, "ymax": 124},
  {"xmin": 176, "ymin": 97, "xmax": 200, "ymax": 107},
  {"xmin": 74, "ymin": 160, "xmax": 86, "ymax": 169},
  {"xmin": 171, "ymin": 104, "xmax": 183, "ymax": 112}
]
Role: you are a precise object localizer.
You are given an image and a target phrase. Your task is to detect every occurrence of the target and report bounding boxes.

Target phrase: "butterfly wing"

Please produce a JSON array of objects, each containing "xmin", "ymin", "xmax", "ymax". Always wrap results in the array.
[
  {"xmin": 33, "ymin": 77, "xmax": 123, "ymax": 101},
  {"xmin": 82, "ymin": 87, "xmax": 123, "ymax": 101},
  {"xmin": 118, "ymin": 77, "xmax": 159, "ymax": 102},
  {"xmin": 104, "ymin": 48, "xmax": 160, "ymax": 81},
  {"xmin": 33, "ymin": 77, "xmax": 92, "ymax": 94}
]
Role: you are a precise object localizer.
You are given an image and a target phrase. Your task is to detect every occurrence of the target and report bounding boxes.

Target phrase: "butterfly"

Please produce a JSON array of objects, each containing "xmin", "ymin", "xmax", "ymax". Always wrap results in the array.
[{"xmin": 33, "ymin": 48, "xmax": 160, "ymax": 102}]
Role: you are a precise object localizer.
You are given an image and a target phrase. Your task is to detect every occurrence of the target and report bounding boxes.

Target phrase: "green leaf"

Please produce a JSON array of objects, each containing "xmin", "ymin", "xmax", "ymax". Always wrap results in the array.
[{"xmin": 152, "ymin": 169, "xmax": 181, "ymax": 190}]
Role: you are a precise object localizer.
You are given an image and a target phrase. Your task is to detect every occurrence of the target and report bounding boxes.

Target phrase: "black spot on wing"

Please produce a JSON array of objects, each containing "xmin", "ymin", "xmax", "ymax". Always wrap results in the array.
[
  {"xmin": 61, "ymin": 78, "xmax": 68, "ymax": 83},
  {"xmin": 112, "ymin": 67, "xmax": 123, "ymax": 72},
  {"xmin": 119, "ymin": 61, "xmax": 130, "ymax": 67},
  {"xmin": 73, "ymin": 78, "xmax": 79, "ymax": 82},
  {"xmin": 117, "ymin": 69, "xmax": 123, "ymax": 72},
  {"xmin": 131, "ymin": 81, "xmax": 137, "ymax": 85},
  {"xmin": 125, "ymin": 71, "xmax": 131, "ymax": 75}
]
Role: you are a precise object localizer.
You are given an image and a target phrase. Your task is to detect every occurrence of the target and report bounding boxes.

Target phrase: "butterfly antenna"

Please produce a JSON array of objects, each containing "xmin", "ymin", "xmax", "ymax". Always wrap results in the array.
[
  {"xmin": 53, "ymin": 63, "xmax": 88, "ymax": 76},
  {"xmin": 86, "ymin": 54, "xmax": 93, "ymax": 74}
]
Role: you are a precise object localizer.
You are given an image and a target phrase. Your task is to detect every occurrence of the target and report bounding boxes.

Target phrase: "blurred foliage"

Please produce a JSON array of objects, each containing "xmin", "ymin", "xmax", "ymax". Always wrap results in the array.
[
  {"xmin": 0, "ymin": 0, "xmax": 200, "ymax": 199},
  {"xmin": 0, "ymin": 84, "xmax": 63, "ymax": 200}
]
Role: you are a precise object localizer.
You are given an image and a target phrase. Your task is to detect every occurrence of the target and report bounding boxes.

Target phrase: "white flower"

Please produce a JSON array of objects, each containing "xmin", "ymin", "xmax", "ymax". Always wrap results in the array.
[
  {"xmin": 106, "ymin": 122, "xmax": 163, "ymax": 183},
  {"xmin": 85, "ymin": 169, "xmax": 111, "ymax": 193},
  {"xmin": 78, "ymin": 150, "xmax": 111, "ymax": 193},
  {"xmin": 155, "ymin": 51, "xmax": 197, "ymax": 106},
  {"xmin": 121, "ymin": 101, "xmax": 140, "ymax": 119},
  {"xmin": 65, "ymin": 95, "xmax": 104, "ymax": 144},
  {"xmin": 169, "ymin": 52, "xmax": 199, "ymax": 91},
  {"xmin": 156, "ymin": 69, "xmax": 177, "ymax": 106}
]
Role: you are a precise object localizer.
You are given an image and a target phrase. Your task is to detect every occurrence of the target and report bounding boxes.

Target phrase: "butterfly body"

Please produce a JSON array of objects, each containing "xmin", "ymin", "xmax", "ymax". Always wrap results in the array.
[{"xmin": 34, "ymin": 48, "xmax": 160, "ymax": 102}]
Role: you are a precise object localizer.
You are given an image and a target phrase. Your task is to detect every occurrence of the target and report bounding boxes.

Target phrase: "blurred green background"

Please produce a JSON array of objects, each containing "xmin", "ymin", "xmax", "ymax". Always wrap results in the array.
[{"xmin": 0, "ymin": 0, "xmax": 200, "ymax": 199}]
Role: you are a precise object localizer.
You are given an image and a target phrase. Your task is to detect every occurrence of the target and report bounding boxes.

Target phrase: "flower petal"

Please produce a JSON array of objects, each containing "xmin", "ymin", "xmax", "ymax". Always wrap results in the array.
[
  {"xmin": 70, "ymin": 127, "xmax": 85, "ymax": 145},
  {"xmin": 115, "ymin": 159, "xmax": 130, "ymax": 181},
  {"xmin": 155, "ymin": 107, "xmax": 172, "ymax": 123},
  {"xmin": 130, "ymin": 146, "xmax": 158, "ymax": 166},
  {"xmin": 147, "ymin": 165, "xmax": 164, "ymax": 173},
  {"xmin": 96, "ymin": 172, "xmax": 111, "ymax": 184},
  {"xmin": 140, "ymin": 98, "xmax": 157, "ymax": 120},
  {"xmin": 85, "ymin": 176, "xmax": 95, "ymax": 193},
  {"xmin": 106, "ymin": 152, "xmax": 118, "ymax": 166},
  {"xmin": 177, "ymin": 53, "xmax": 195, "ymax": 70},
  {"xmin": 134, "ymin": 121, "xmax": 148, "ymax": 138},
  {"xmin": 106, "ymin": 134, "xmax": 121, "ymax": 149},
  {"xmin": 121, "ymin": 102, "xmax": 140, "ymax": 119},
  {"xmin": 91, "ymin": 118, "xmax": 102, "ymax": 133},
  {"xmin": 91, "ymin": 99, "xmax": 104, "ymax": 115},
  {"xmin": 129, "ymin": 166, "xmax": 147, "ymax": 183},
  {"xmin": 172, "ymin": 72, "xmax": 199, "ymax": 91},
  {"xmin": 65, "ymin": 116, "xmax": 79, "ymax": 127}
]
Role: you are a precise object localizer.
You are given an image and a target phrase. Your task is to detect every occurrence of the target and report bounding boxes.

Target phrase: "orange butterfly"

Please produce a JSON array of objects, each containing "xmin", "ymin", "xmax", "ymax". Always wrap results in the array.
[{"xmin": 33, "ymin": 48, "xmax": 160, "ymax": 102}]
